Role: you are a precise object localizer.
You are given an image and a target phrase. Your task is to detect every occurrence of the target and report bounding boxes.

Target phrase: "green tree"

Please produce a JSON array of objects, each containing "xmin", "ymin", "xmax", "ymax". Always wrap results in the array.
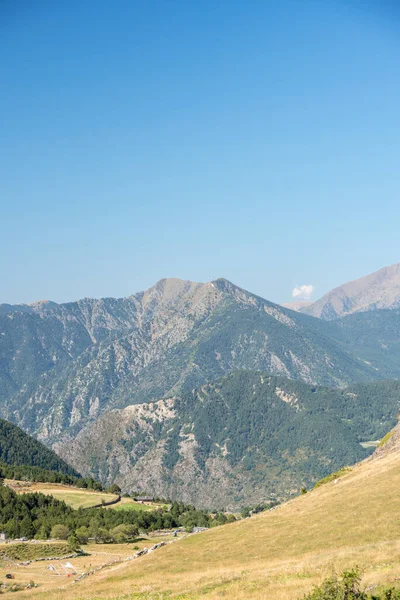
[
  {"xmin": 107, "ymin": 484, "xmax": 121, "ymax": 494},
  {"xmin": 51, "ymin": 524, "xmax": 69, "ymax": 540},
  {"xmin": 75, "ymin": 526, "xmax": 90, "ymax": 544},
  {"xmin": 67, "ymin": 532, "xmax": 80, "ymax": 552},
  {"xmin": 19, "ymin": 516, "xmax": 34, "ymax": 539},
  {"xmin": 34, "ymin": 525, "xmax": 49, "ymax": 540},
  {"xmin": 110, "ymin": 524, "xmax": 138, "ymax": 543}
]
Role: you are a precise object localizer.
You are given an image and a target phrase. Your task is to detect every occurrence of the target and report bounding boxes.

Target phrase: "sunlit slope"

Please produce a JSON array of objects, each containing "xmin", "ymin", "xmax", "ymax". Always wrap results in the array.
[
  {"xmin": 43, "ymin": 437, "xmax": 400, "ymax": 600},
  {"xmin": 7, "ymin": 481, "xmax": 118, "ymax": 509}
]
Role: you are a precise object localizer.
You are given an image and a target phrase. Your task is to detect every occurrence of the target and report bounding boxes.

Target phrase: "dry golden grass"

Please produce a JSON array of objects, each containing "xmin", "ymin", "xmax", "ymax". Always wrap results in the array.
[
  {"xmin": 7, "ymin": 449, "xmax": 400, "ymax": 599},
  {"xmin": 0, "ymin": 536, "xmax": 180, "ymax": 596},
  {"xmin": 6, "ymin": 481, "xmax": 118, "ymax": 508}
]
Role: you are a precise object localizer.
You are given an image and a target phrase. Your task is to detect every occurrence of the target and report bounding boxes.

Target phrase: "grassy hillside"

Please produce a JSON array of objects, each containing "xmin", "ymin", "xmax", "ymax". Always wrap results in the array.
[
  {"xmin": 29, "ymin": 430, "xmax": 400, "ymax": 600},
  {"xmin": 8, "ymin": 481, "xmax": 163, "ymax": 511},
  {"xmin": 7, "ymin": 481, "xmax": 118, "ymax": 509},
  {"xmin": 0, "ymin": 541, "xmax": 71, "ymax": 561}
]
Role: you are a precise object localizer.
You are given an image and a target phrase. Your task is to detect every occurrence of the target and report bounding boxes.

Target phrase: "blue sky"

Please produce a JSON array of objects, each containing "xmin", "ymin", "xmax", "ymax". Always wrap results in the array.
[{"xmin": 1, "ymin": 0, "xmax": 399, "ymax": 305}]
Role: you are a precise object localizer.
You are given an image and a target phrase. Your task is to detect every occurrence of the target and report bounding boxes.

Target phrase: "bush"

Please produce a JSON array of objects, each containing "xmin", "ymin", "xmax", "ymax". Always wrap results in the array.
[
  {"xmin": 301, "ymin": 569, "xmax": 400, "ymax": 600},
  {"xmin": 378, "ymin": 431, "xmax": 394, "ymax": 448},
  {"xmin": 313, "ymin": 467, "xmax": 352, "ymax": 489},
  {"xmin": 107, "ymin": 484, "xmax": 122, "ymax": 494}
]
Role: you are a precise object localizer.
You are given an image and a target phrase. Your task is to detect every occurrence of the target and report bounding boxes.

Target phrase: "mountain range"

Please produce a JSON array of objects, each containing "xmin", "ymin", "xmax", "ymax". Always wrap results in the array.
[{"xmin": 2, "ymin": 264, "xmax": 400, "ymax": 506}]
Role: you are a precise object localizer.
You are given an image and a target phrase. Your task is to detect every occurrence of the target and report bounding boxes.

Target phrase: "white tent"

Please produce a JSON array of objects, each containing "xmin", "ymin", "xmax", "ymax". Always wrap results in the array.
[
  {"xmin": 44, "ymin": 564, "xmax": 61, "ymax": 576},
  {"xmin": 62, "ymin": 561, "xmax": 77, "ymax": 574}
]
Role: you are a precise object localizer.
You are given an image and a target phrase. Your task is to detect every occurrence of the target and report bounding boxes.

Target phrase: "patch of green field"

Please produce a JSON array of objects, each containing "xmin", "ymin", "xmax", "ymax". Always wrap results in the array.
[
  {"xmin": 107, "ymin": 498, "xmax": 168, "ymax": 512},
  {"xmin": 48, "ymin": 489, "xmax": 118, "ymax": 508},
  {"xmin": 313, "ymin": 466, "xmax": 352, "ymax": 488}
]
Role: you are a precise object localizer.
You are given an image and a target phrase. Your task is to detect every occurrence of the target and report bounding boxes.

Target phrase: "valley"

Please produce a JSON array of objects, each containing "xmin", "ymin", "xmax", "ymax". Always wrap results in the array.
[
  {"xmin": 4, "ymin": 5, "xmax": 400, "ymax": 597},
  {"xmin": 2, "ymin": 265, "xmax": 400, "ymax": 598},
  {"xmin": 1, "ymin": 423, "xmax": 400, "ymax": 599},
  {"xmin": 3, "ymin": 273, "xmax": 400, "ymax": 507}
]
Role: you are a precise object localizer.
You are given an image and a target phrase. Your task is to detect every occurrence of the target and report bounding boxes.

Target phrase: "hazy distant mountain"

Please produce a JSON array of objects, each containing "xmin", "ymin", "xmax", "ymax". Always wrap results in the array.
[
  {"xmin": 282, "ymin": 301, "xmax": 313, "ymax": 312},
  {"xmin": 302, "ymin": 263, "xmax": 400, "ymax": 320}
]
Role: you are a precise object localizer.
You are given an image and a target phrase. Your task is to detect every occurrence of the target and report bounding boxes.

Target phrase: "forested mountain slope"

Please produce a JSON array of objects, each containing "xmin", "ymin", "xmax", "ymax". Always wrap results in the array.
[
  {"xmin": 0, "ymin": 278, "xmax": 378, "ymax": 444},
  {"xmin": 57, "ymin": 372, "xmax": 400, "ymax": 508},
  {"xmin": 0, "ymin": 418, "xmax": 78, "ymax": 476},
  {"xmin": 325, "ymin": 308, "xmax": 400, "ymax": 380}
]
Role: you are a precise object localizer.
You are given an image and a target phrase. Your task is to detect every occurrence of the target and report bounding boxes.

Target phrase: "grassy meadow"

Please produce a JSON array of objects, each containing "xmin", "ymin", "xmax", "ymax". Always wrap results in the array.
[
  {"xmin": 0, "ymin": 538, "xmax": 172, "ymax": 595},
  {"xmin": 6, "ymin": 481, "xmax": 119, "ymax": 509},
  {"xmin": 10, "ymin": 447, "xmax": 399, "ymax": 600},
  {"xmin": 3, "ymin": 447, "xmax": 400, "ymax": 599},
  {"xmin": 6, "ymin": 481, "xmax": 165, "ymax": 512}
]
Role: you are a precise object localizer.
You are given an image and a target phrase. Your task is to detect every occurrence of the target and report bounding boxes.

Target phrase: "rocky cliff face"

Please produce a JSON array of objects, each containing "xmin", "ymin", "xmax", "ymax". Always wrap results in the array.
[
  {"xmin": 0, "ymin": 278, "xmax": 377, "ymax": 444},
  {"xmin": 302, "ymin": 263, "xmax": 400, "ymax": 320}
]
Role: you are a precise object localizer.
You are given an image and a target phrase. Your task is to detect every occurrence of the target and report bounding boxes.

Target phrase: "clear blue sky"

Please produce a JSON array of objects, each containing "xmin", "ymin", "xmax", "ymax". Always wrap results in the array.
[{"xmin": 1, "ymin": 0, "xmax": 400, "ymax": 305}]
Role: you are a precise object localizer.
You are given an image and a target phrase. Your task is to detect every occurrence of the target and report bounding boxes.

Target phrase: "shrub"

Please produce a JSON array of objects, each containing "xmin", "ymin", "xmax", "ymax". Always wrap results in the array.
[
  {"xmin": 301, "ymin": 569, "xmax": 400, "ymax": 600},
  {"xmin": 110, "ymin": 524, "xmax": 138, "ymax": 543},
  {"xmin": 313, "ymin": 467, "xmax": 352, "ymax": 489},
  {"xmin": 67, "ymin": 532, "xmax": 80, "ymax": 552},
  {"xmin": 378, "ymin": 431, "xmax": 394, "ymax": 448}
]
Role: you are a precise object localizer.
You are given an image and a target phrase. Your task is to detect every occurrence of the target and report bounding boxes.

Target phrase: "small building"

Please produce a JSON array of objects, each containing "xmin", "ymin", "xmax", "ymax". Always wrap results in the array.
[
  {"xmin": 192, "ymin": 527, "xmax": 209, "ymax": 533},
  {"xmin": 134, "ymin": 496, "xmax": 154, "ymax": 503},
  {"xmin": 0, "ymin": 531, "xmax": 8, "ymax": 542}
]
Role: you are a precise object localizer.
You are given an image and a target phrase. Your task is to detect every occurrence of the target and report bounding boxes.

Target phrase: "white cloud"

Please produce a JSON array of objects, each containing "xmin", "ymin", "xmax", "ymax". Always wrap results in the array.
[{"xmin": 292, "ymin": 284, "xmax": 314, "ymax": 300}]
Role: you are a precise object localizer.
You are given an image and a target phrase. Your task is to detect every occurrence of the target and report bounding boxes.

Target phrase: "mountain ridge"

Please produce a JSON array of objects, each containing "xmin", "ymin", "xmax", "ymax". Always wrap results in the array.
[
  {"xmin": 1, "ymin": 277, "xmax": 379, "ymax": 444},
  {"xmin": 302, "ymin": 262, "xmax": 400, "ymax": 319}
]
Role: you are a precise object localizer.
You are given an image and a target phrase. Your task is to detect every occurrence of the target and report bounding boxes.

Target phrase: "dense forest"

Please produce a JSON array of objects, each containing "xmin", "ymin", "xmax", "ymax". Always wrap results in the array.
[
  {"xmin": 161, "ymin": 372, "xmax": 400, "ymax": 488},
  {"xmin": 0, "ymin": 461, "xmax": 103, "ymax": 490},
  {"xmin": 0, "ymin": 483, "xmax": 234, "ymax": 541},
  {"xmin": 0, "ymin": 418, "xmax": 79, "ymax": 476}
]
